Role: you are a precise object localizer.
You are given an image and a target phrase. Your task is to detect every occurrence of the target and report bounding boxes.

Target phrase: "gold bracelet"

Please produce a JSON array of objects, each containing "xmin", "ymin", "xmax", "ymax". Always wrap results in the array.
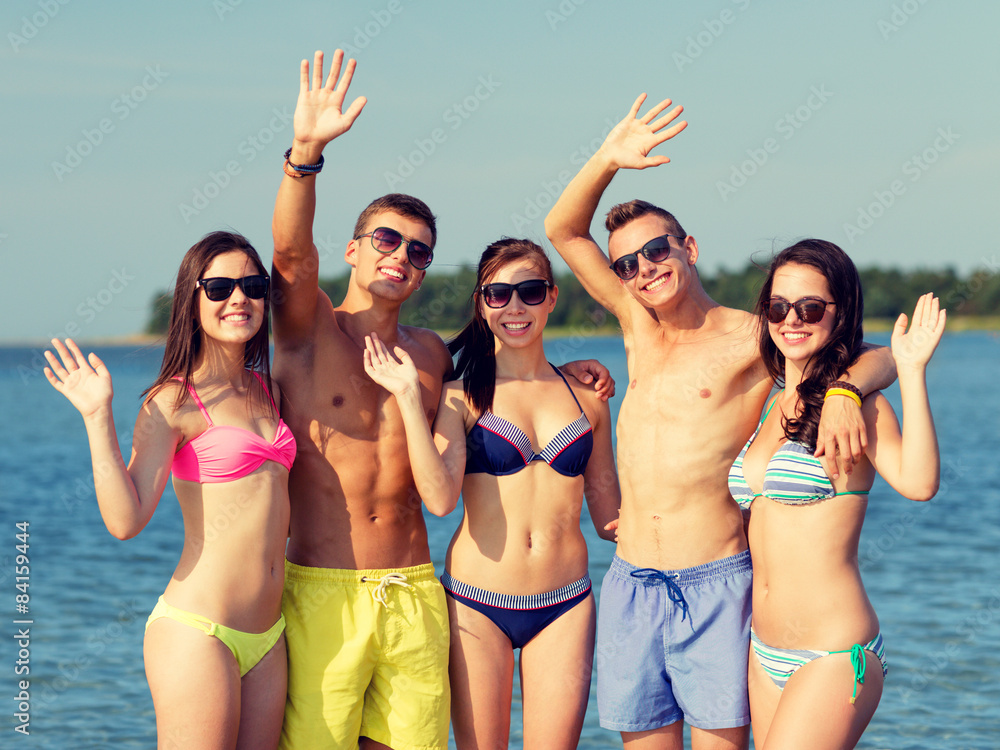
[{"xmin": 825, "ymin": 388, "xmax": 862, "ymax": 408}]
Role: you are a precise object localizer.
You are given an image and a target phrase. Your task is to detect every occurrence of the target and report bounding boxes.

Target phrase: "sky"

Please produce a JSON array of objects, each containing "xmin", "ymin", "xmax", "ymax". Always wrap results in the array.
[{"xmin": 3, "ymin": 0, "xmax": 998, "ymax": 343}]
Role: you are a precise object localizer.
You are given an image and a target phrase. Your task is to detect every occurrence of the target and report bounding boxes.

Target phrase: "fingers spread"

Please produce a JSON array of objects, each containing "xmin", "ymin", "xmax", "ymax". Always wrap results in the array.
[
  {"xmin": 640, "ymin": 98, "xmax": 674, "ymax": 124},
  {"xmin": 649, "ymin": 104, "xmax": 684, "ymax": 132}
]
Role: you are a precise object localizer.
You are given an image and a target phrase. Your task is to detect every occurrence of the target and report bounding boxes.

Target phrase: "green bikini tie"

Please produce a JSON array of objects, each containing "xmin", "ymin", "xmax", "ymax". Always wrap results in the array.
[{"xmin": 828, "ymin": 643, "xmax": 867, "ymax": 704}]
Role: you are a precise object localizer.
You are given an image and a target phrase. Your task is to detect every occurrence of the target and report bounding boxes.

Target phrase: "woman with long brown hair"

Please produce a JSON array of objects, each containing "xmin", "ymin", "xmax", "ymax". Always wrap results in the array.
[
  {"xmin": 363, "ymin": 237, "xmax": 621, "ymax": 749},
  {"xmin": 44, "ymin": 231, "xmax": 293, "ymax": 749},
  {"xmin": 729, "ymin": 239, "xmax": 944, "ymax": 749}
]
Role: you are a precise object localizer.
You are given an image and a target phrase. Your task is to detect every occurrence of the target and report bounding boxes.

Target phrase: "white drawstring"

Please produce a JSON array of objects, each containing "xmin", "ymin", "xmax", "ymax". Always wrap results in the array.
[{"xmin": 360, "ymin": 573, "xmax": 413, "ymax": 606}]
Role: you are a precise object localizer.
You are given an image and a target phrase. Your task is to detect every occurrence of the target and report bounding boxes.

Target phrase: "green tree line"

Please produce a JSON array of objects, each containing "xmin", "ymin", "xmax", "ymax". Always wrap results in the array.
[{"xmin": 146, "ymin": 264, "xmax": 1000, "ymax": 335}]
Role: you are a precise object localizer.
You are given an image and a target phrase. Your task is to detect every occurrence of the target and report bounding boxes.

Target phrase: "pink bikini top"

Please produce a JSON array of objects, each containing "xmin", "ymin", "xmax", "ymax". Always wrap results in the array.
[{"xmin": 171, "ymin": 373, "xmax": 296, "ymax": 483}]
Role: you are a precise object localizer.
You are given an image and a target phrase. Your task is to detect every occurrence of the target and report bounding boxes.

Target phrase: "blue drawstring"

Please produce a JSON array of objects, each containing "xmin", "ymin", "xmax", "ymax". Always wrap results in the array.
[{"xmin": 630, "ymin": 568, "xmax": 689, "ymax": 622}]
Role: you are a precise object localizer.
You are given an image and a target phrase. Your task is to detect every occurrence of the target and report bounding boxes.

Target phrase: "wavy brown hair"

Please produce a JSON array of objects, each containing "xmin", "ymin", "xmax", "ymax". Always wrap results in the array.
[
  {"xmin": 756, "ymin": 239, "xmax": 864, "ymax": 448},
  {"xmin": 143, "ymin": 231, "xmax": 272, "ymax": 411},
  {"xmin": 448, "ymin": 238, "xmax": 554, "ymax": 415}
]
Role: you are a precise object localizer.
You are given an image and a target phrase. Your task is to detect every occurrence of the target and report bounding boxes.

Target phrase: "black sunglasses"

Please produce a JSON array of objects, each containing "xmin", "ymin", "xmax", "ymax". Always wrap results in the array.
[
  {"xmin": 355, "ymin": 227, "xmax": 434, "ymax": 270},
  {"xmin": 610, "ymin": 233, "xmax": 686, "ymax": 280},
  {"xmin": 197, "ymin": 275, "xmax": 269, "ymax": 302},
  {"xmin": 478, "ymin": 280, "xmax": 552, "ymax": 308},
  {"xmin": 763, "ymin": 297, "xmax": 835, "ymax": 324}
]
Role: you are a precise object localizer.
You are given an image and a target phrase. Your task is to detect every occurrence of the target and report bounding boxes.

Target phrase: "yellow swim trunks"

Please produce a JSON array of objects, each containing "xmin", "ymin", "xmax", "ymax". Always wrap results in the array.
[{"xmin": 279, "ymin": 561, "xmax": 450, "ymax": 750}]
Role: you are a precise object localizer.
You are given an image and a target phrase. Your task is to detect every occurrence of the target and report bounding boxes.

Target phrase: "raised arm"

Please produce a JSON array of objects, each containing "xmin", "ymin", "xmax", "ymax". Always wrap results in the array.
[
  {"xmin": 363, "ymin": 333, "xmax": 464, "ymax": 516},
  {"xmin": 44, "ymin": 339, "xmax": 179, "ymax": 540},
  {"xmin": 544, "ymin": 94, "xmax": 687, "ymax": 319},
  {"xmin": 864, "ymin": 294, "xmax": 945, "ymax": 499},
  {"xmin": 272, "ymin": 50, "xmax": 367, "ymax": 342},
  {"xmin": 815, "ymin": 340, "xmax": 898, "ymax": 478}
]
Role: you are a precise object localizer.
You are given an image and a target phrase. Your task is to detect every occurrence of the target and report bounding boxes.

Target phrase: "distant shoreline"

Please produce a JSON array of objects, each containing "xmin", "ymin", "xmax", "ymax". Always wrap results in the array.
[{"xmin": 4, "ymin": 317, "xmax": 998, "ymax": 348}]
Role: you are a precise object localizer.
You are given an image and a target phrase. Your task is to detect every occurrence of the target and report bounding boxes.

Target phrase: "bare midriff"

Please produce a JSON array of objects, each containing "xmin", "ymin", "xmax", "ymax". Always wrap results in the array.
[
  {"xmin": 446, "ymin": 467, "xmax": 590, "ymax": 595},
  {"xmin": 748, "ymin": 495, "xmax": 880, "ymax": 649},
  {"xmin": 164, "ymin": 465, "xmax": 289, "ymax": 633}
]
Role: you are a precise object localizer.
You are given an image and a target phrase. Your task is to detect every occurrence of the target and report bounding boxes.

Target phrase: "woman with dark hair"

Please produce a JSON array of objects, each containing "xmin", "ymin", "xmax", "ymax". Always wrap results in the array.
[
  {"xmin": 44, "ymin": 231, "xmax": 294, "ymax": 749},
  {"xmin": 363, "ymin": 237, "xmax": 620, "ymax": 749},
  {"xmin": 728, "ymin": 239, "xmax": 945, "ymax": 749}
]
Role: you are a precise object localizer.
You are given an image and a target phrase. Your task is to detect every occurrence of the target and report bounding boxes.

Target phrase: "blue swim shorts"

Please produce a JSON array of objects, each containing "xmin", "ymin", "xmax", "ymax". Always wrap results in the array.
[{"xmin": 596, "ymin": 550, "xmax": 752, "ymax": 732}]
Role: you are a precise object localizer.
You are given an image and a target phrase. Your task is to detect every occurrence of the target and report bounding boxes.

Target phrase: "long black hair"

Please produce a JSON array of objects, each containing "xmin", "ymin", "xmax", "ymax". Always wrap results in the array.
[
  {"xmin": 448, "ymin": 238, "xmax": 554, "ymax": 415},
  {"xmin": 143, "ymin": 231, "xmax": 272, "ymax": 411},
  {"xmin": 756, "ymin": 239, "xmax": 864, "ymax": 448}
]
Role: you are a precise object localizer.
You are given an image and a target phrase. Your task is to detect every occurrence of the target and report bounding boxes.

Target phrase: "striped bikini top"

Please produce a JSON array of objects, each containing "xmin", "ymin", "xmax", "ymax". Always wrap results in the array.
[
  {"xmin": 171, "ymin": 373, "xmax": 296, "ymax": 483},
  {"xmin": 465, "ymin": 364, "xmax": 593, "ymax": 478},
  {"xmin": 728, "ymin": 393, "xmax": 869, "ymax": 510}
]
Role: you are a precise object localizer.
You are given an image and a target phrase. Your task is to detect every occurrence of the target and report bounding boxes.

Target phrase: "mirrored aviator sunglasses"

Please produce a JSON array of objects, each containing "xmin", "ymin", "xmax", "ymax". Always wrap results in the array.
[
  {"xmin": 365, "ymin": 227, "xmax": 434, "ymax": 270},
  {"xmin": 197, "ymin": 275, "xmax": 269, "ymax": 302},
  {"xmin": 609, "ymin": 234, "xmax": 684, "ymax": 280},
  {"xmin": 479, "ymin": 279, "xmax": 552, "ymax": 308},
  {"xmin": 764, "ymin": 297, "xmax": 832, "ymax": 324}
]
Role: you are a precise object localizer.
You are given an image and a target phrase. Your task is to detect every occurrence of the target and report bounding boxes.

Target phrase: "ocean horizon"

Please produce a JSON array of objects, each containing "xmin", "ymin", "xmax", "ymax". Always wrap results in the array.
[{"xmin": 2, "ymin": 334, "xmax": 997, "ymax": 749}]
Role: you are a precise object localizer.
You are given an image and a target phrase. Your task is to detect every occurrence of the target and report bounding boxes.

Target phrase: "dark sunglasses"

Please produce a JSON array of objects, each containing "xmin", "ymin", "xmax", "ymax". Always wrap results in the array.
[
  {"xmin": 478, "ymin": 279, "xmax": 552, "ymax": 308},
  {"xmin": 197, "ymin": 275, "xmax": 269, "ymax": 302},
  {"xmin": 610, "ymin": 233, "xmax": 686, "ymax": 280},
  {"xmin": 355, "ymin": 227, "xmax": 434, "ymax": 270},
  {"xmin": 763, "ymin": 297, "xmax": 834, "ymax": 324}
]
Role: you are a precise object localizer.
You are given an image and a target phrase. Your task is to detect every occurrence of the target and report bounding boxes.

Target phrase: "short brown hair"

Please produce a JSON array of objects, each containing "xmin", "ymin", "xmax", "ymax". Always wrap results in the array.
[
  {"xmin": 605, "ymin": 199, "xmax": 686, "ymax": 238},
  {"xmin": 353, "ymin": 193, "xmax": 437, "ymax": 249}
]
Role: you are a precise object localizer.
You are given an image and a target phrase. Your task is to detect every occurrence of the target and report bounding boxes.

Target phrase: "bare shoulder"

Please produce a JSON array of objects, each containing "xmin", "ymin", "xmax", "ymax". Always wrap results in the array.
[
  {"xmin": 140, "ymin": 380, "xmax": 190, "ymax": 433},
  {"xmin": 401, "ymin": 325, "xmax": 453, "ymax": 376},
  {"xmin": 707, "ymin": 306, "xmax": 761, "ymax": 357},
  {"xmin": 564, "ymin": 373, "xmax": 611, "ymax": 426},
  {"xmin": 441, "ymin": 377, "xmax": 477, "ymax": 429},
  {"xmin": 712, "ymin": 306, "xmax": 757, "ymax": 340}
]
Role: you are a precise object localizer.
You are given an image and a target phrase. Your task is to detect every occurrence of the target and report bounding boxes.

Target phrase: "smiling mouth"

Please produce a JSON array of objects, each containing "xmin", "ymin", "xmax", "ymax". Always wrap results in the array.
[
  {"xmin": 223, "ymin": 313, "xmax": 250, "ymax": 323},
  {"xmin": 782, "ymin": 331, "xmax": 810, "ymax": 341},
  {"xmin": 380, "ymin": 267, "xmax": 407, "ymax": 282},
  {"xmin": 642, "ymin": 273, "xmax": 670, "ymax": 292},
  {"xmin": 502, "ymin": 321, "xmax": 530, "ymax": 332}
]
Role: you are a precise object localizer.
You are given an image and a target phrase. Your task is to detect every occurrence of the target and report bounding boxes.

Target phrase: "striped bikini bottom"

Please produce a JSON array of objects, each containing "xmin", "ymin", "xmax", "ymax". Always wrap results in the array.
[{"xmin": 751, "ymin": 627, "xmax": 887, "ymax": 704}]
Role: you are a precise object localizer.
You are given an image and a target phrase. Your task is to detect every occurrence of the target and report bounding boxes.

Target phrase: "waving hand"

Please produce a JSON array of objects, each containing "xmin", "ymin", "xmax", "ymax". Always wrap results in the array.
[
  {"xmin": 891, "ymin": 293, "xmax": 947, "ymax": 371},
  {"xmin": 599, "ymin": 94, "xmax": 688, "ymax": 171},
  {"xmin": 294, "ymin": 50, "xmax": 367, "ymax": 146},
  {"xmin": 44, "ymin": 338, "xmax": 113, "ymax": 418}
]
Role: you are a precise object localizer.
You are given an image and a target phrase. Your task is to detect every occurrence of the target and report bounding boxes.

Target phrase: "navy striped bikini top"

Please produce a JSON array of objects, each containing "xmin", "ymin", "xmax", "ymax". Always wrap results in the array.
[{"xmin": 465, "ymin": 365, "xmax": 593, "ymax": 477}]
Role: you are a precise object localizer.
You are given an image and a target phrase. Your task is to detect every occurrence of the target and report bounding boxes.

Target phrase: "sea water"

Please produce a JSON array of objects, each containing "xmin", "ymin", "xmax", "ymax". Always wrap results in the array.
[{"xmin": 1, "ymin": 334, "xmax": 996, "ymax": 748}]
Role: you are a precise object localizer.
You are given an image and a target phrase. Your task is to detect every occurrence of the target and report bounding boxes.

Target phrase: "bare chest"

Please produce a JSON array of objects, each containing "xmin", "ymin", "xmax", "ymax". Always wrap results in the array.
[{"xmin": 277, "ymin": 336, "xmax": 442, "ymax": 445}]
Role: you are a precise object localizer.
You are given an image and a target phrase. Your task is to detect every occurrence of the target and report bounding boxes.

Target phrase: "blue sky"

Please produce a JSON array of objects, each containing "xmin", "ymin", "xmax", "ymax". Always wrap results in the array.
[{"xmin": 3, "ymin": 0, "xmax": 998, "ymax": 342}]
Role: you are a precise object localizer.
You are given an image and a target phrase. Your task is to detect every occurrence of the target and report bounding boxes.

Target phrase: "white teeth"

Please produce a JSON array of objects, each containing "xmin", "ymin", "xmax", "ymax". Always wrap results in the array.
[
  {"xmin": 644, "ymin": 274, "xmax": 668, "ymax": 291},
  {"xmin": 224, "ymin": 314, "xmax": 249, "ymax": 321},
  {"xmin": 504, "ymin": 322, "xmax": 529, "ymax": 330},
  {"xmin": 382, "ymin": 268, "xmax": 405, "ymax": 280},
  {"xmin": 784, "ymin": 332, "xmax": 809, "ymax": 340}
]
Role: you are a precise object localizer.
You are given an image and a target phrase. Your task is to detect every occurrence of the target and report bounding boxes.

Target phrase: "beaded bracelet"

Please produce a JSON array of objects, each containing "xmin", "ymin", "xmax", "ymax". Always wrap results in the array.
[{"xmin": 283, "ymin": 147, "xmax": 324, "ymax": 177}]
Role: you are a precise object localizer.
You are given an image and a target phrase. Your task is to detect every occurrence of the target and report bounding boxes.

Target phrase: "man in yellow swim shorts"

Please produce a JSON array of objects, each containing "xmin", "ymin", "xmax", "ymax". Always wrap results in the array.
[{"xmin": 272, "ymin": 50, "xmax": 453, "ymax": 749}]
